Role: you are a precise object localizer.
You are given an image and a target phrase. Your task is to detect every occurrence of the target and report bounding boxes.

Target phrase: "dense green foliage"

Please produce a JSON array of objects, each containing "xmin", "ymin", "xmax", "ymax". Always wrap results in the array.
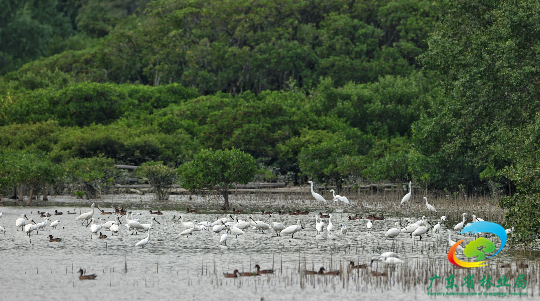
[
  {"xmin": 62, "ymin": 156, "xmax": 120, "ymax": 200},
  {"xmin": 0, "ymin": 150, "xmax": 62, "ymax": 205},
  {"xmin": 178, "ymin": 148, "xmax": 258, "ymax": 209},
  {"xmin": 136, "ymin": 161, "xmax": 177, "ymax": 200},
  {"xmin": 3, "ymin": 0, "xmax": 540, "ymax": 243}
]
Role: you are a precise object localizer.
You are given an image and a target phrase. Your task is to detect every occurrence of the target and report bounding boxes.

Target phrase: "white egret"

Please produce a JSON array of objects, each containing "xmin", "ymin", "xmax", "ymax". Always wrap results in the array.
[
  {"xmin": 307, "ymin": 181, "xmax": 326, "ymax": 202},
  {"xmin": 88, "ymin": 218, "xmax": 103, "ymax": 234},
  {"xmin": 110, "ymin": 222, "xmax": 120, "ymax": 235},
  {"xmin": 35, "ymin": 217, "xmax": 50, "ymax": 234},
  {"xmin": 433, "ymin": 221, "xmax": 441, "ymax": 234},
  {"xmin": 380, "ymin": 257, "xmax": 404, "ymax": 264},
  {"xmin": 471, "ymin": 215, "xmax": 484, "ymax": 223},
  {"xmin": 280, "ymin": 220, "xmax": 304, "ymax": 238},
  {"xmin": 453, "ymin": 213, "xmax": 467, "ymax": 231},
  {"xmin": 424, "ymin": 197, "xmax": 436, "ymax": 212},
  {"xmin": 50, "ymin": 220, "xmax": 60, "ymax": 229},
  {"xmin": 315, "ymin": 216, "xmax": 325, "ymax": 235},
  {"xmin": 180, "ymin": 226, "xmax": 195, "ymax": 237},
  {"xmin": 326, "ymin": 214, "xmax": 334, "ymax": 232},
  {"xmin": 400, "ymin": 181, "xmax": 412, "ymax": 205},
  {"xmin": 379, "ymin": 252, "xmax": 400, "ymax": 260},
  {"xmin": 366, "ymin": 219, "xmax": 373, "ymax": 232},
  {"xmin": 340, "ymin": 223, "xmax": 347, "ymax": 235},
  {"xmin": 385, "ymin": 222, "xmax": 401, "ymax": 239},
  {"xmin": 330, "ymin": 189, "xmax": 350, "ymax": 204},
  {"xmin": 75, "ymin": 203, "xmax": 96, "ymax": 226},
  {"xmin": 135, "ymin": 230, "xmax": 150, "ymax": 248},
  {"xmin": 220, "ymin": 231, "xmax": 228, "ymax": 246},
  {"xmin": 447, "ymin": 230, "xmax": 464, "ymax": 253}
]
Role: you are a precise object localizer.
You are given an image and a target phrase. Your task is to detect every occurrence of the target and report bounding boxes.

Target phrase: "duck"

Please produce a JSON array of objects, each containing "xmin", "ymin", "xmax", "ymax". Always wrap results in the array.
[
  {"xmin": 149, "ymin": 210, "xmax": 164, "ymax": 215},
  {"xmin": 324, "ymin": 269, "xmax": 340, "ymax": 275},
  {"xmin": 232, "ymin": 208, "xmax": 243, "ymax": 214},
  {"xmin": 54, "ymin": 210, "xmax": 63, "ymax": 215},
  {"xmin": 186, "ymin": 207, "xmax": 197, "ymax": 213},
  {"xmin": 99, "ymin": 232, "xmax": 107, "ymax": 239},
  {"xmin": 224, "ymin": 270, "xmax": 239, "ymax": 278},
  {"xmin": 366, "ymin": 214, "xmax": 385, "ymax": 221},
  {"xmin": 66, "ymin": 210, "xmax": 77, "ymax": 214},
  {"xmin": 349, "ymin": 261, "xmax": 367, "ymax": 269},
  {"xmin": 255, "ymin": 264, "xmax": 273, "ymax": 274},
  {"xmin": 48, "ymin": 235, "xmax": 62, "ymax": 242},
  {"xmin": 371, "ymin": 271, "xmax": 388, "ymax": 277},
  {"xmin": 78, "ymin": 269, "xmax": 97, "ymax": 280},
  {"xmin": 304, "ymin": 267, "xmax": 326, "ymax": 275},
  {"xmin": 262, "ymin": 210, "xmax": 272, "ymax": 215},
  {"xmin": 348, "ymin": 214, "xmax": 361, "ymax": 220},
  {"xmin": 319, "ymin": 212, "xmax": 330, "ymax": 218},
  {"xmin": 239, "ymin": 269, "xmax": 260, "ymax": 276}
]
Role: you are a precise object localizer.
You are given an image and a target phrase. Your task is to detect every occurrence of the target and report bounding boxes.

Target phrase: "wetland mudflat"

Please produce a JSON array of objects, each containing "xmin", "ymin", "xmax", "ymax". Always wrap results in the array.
[{"xmin": 0, "ymin": 194, "xmax": 537, "ymax": 300}]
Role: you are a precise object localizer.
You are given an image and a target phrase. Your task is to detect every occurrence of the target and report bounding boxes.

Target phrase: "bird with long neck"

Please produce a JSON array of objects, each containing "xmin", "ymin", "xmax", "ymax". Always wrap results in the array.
[
  {"xmin": 307, "ymin": 181, "xmax": 326, "ymax": 202},
  {"xmin": 75, "ymin": 203, "xmax": 96, "ymax": 226},
  {"xmin": 400, "ymin": 181, "xmax": 412, "ymax": 205}
]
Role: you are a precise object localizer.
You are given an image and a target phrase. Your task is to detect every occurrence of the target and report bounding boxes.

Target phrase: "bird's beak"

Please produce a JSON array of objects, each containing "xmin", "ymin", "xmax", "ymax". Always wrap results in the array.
[{"xmin": 155, "ymin": 220, "xmax": 161, "ymax": 224}]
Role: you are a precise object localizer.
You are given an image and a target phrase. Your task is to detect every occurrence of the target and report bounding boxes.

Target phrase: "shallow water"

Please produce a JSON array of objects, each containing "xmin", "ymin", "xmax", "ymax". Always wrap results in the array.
[{"xmin": 0, "ymin": 203, "xmax": 537, "ymax": 301}]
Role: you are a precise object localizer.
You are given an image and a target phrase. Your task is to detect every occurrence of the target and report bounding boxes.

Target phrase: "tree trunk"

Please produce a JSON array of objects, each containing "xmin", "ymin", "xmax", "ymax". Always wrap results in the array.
[
  {"xmin": 27, "ymin": 187, "xmax": 34, "ymax": 206},
  {"xmin": 222, "ymin": 190, "xmax": 230, "ymax": 210}
]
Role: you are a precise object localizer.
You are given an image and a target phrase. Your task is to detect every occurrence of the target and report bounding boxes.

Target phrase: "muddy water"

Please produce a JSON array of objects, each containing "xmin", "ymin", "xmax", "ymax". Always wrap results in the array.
[{"xmin": 0, "ymin": 204, "xmax": 537, "ymax": 301}]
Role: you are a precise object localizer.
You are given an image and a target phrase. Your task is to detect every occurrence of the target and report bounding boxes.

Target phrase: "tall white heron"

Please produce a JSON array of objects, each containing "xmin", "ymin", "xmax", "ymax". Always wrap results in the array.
[
  {"xmin": 75, "ymin": 203, "xmax": 96, "ymax": 226},
  {"xmin": 307, "ymin": 181, "xmax": 326, "ymax": 202},
  {"xmin": 400, "ymin": 181, "xmax": 412, "ymax": 205}
]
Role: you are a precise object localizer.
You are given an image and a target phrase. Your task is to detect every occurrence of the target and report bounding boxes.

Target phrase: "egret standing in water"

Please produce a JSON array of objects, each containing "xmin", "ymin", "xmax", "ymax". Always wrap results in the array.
[
  {"xmin": 424, "ymin": 197, "xmax": 436, "ymax": 212},
  {"xmin": 330, "ymin": 189, "xmax": 350, "ymax": 205},
  {"xmin": 400, "ymin": 181, "xmax": 412, "ymax": 205},
  {"xmin": 454, "ymin": 213, "xmax": 467, "ymax": 231},
  {"xmin": 307, "ymin": 181, "xmax": 326, "ymax": 202},
  {"xmin": 75, "ymin": 203, "xmax": 96, "ymax": 226},
  {"xmin": 135, "ymin": 230, "xmax": 151, "ymax": 248}
]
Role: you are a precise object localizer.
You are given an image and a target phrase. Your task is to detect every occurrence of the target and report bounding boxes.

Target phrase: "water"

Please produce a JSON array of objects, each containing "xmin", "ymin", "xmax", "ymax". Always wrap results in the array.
[{"xmin": 0, "ymin": 200, "xmax": 537, "ymax": 300}]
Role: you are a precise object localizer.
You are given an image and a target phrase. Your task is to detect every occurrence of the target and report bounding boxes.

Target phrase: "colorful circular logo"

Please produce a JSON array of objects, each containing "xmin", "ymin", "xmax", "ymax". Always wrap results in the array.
[{"xmin": 448, "ymin": 221, "xmax": 507, "ymax": 268}]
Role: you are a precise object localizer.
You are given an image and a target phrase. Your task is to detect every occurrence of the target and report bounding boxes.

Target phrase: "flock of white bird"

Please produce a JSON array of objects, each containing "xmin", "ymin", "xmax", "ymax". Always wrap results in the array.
[{"xmin": 0, "ymin": 180, "xmax": 514, "ymax": 262}]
